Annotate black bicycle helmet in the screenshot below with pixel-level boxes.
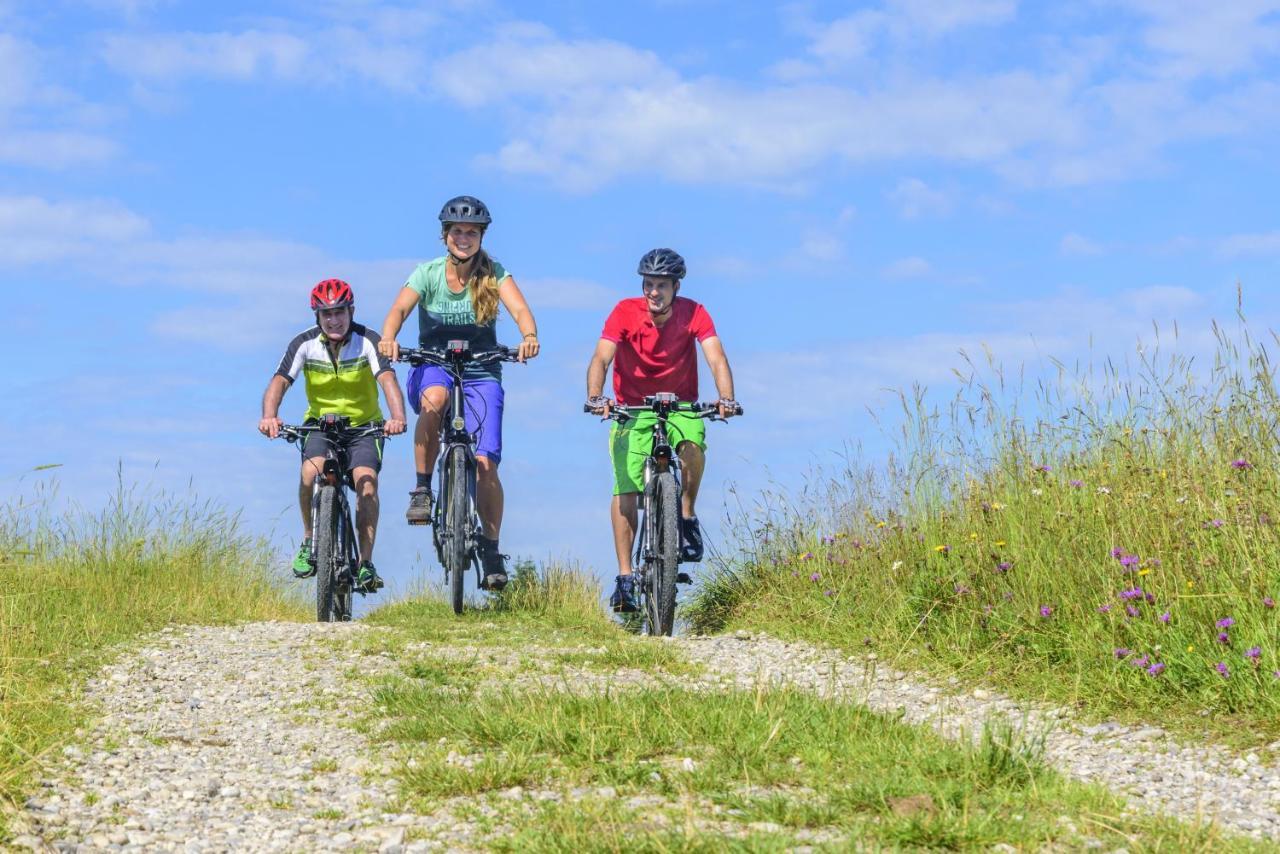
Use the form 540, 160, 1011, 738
637, 247, 686, 280
439, 195, 492, 226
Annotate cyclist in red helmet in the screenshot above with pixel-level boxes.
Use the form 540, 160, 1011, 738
260, 279, 407, 591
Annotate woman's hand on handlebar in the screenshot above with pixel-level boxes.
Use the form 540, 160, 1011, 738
516, 335, 540, 363
259, 416, 283, 438
378, 339, 400, 362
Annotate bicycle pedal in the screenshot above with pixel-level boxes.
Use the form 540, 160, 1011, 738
407, 519, 431, 527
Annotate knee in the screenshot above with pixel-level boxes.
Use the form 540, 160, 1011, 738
354, 473, 378, 499
476, 456, 499, 481
420, 388, 449, 417
677, 441, 704, 461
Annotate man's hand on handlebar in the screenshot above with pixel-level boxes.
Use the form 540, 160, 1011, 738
383, 418, 407, 436
716, 398, 742, 420
259, 416, 283, 438
585, 395, 613, 417
378, 339, 401, 362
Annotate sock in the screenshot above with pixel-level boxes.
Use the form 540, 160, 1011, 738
415, 472, 431, 490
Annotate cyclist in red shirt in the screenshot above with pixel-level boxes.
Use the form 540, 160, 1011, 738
585, 248, 738, 612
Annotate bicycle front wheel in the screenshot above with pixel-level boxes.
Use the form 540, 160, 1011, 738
443, 445, 470, 615
647, 471, 680, 636
313, 484, 341, 622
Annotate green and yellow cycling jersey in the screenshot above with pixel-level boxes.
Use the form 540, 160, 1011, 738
274, 323, 394, 426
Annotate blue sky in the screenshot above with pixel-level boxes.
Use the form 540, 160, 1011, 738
6, 0, 1280, 599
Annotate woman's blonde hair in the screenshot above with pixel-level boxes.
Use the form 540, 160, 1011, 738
443, 227, 500, 325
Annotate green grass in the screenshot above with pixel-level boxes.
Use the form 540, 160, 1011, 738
687, 321, 1280, 745
0, 478, 307, 833
371, 650, 1249, 850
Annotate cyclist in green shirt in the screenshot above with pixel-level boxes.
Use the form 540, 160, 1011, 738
260, 279, 407, 591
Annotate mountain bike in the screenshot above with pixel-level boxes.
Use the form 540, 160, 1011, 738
278, 416, 386, 622
586, 394, 743, 635
398, 341, 521, 615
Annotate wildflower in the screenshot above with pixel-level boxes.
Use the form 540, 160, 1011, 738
1120, 554, 1140, 569
1186, 580, 1195, 590
1231, 459, 1253, 470
996, 561, 1012, 573
1119, 587, 1144, 601
835, 532, 847, 539
1209, 519, 1225, 529
969, 532, 978, 540
1159, 611, 1171, 624
990, 501, 1004, 510
1138, 569, 1150, 576
799, 552, 814, 561
1097, 604, 1113, 614
1217, 617, 1235, 629
1265, 597, 1275, 609
890, 560, 903, 571
1147, 662, 1166, 676
1036, 464, 1052, 473
1069, 479, 1084, 488
824, 589, 835, 597
1113, 647, 1131, 658
1215, 662, 1230, 678
809, 572, 821, 583
1145, 592, 1155, 604
1217, 632, 1230, 644
1002, 591, 1014, 601
994, 540, 1007, 547
791, 571, 798, 577
1126, 605, 1140, 618
1039, 605, 1053, 618
934, 544, 950, 554
875, 520, 887, 528
821, 535, 835, 545
1030, 488, 1043, 496
1110, 546, 1124, 559
953, 584, 971, 595
1186, 645, 1195, 653
1132, 655, 1150, 668
1096, 485, 1112, 495
1245, 646, 1262, 662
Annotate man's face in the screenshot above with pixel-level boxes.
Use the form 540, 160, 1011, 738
641, 275, 677, 314
317, 306, 352, 340
445, 223, 484, 259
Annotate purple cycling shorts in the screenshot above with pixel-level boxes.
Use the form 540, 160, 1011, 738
407, 365, 505, 463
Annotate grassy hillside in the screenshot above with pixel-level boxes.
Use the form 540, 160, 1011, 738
689, 323, 1280, 744
0, 479, 307, 833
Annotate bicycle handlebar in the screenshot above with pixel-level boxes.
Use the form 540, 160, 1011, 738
277, 422, 386, 443
397, 346, 520, 368
583, 399, 744, 423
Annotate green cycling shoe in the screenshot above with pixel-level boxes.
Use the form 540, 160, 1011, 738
292, 540, 316, 579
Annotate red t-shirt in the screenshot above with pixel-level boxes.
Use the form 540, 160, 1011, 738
601, 296, 718, 405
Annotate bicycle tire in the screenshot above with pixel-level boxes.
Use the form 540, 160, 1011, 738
444, 445, 470, 615
648, 471, 680, 636
335, 508, 354, 622
313, 484, 340, 622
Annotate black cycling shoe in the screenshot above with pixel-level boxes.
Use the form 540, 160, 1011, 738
610, 575, 639, 613
680, 516, 704, 563
677, 571, 693, 584
478, 539, 509, 591
406, 488, 432, 526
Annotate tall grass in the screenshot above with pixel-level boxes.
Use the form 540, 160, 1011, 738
689, 319, 1280, 740
0, 477, 306, 828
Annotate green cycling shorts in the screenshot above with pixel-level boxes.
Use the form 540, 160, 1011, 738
610, 410, 706, 495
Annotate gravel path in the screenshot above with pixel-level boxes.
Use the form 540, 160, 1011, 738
12, 621, 1280, 850
678, 631, 1280, 842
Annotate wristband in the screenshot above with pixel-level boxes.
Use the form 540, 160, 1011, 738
523, 332, 538, 339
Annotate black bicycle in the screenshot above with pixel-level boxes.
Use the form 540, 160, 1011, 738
399, 341, 521, 615
586, 393, 742, 635
278, 416, 385, 622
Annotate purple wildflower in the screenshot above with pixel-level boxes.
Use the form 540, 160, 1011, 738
1036, 464, 1052, 473
996, 561, 1012, 573
821, 535, 835, 545
1206, 519, 1225, 529
809, 572, 821, 583
1039, 605, 1053, 618
1069, 479, 1084, 488
1216, 662, 1230, 678
1110, 546, 1125, 559
1216, 616, 1235, 629
1114, 647, 1131, 658
1132, 655, 1150, 668
1119, 554, 1140, 569
954, 584, 971, 595
1097, 604, 1113, 614
1159, 611, 1171, 624
1120, 587, 1144, 601
1231, 459, 1253, 470
1245, 646, 1262, 661
1147, 662, 1166, 676
1265, 597, 1276, 609
1145, 592, 1156, 604
1144, 557, 1162, 568
1218, 632, 1231, 644
824, 589, 835, 597
800, 552, 814, 561
1126, 605, 1140, 618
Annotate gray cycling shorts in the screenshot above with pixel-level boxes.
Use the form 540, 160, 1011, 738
301, 426, 384, 473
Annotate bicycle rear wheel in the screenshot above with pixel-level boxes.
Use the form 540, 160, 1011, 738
313, 484, 340, 622
443, 445, 470, 615
646, 471, 680, 636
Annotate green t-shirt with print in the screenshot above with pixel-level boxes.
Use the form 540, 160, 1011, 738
404, 255, 511, 382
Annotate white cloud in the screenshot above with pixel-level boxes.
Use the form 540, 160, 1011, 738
1060, 232, 1103, 256
1124, 0, 1280, 79
0, 196, 149, 264
101, 30, 311, 81
887, 178, 951, 219
883, 257, 932, 279
516, 277, 617, 311
1220, 231, 1280, 256
807, 0, 1017, 65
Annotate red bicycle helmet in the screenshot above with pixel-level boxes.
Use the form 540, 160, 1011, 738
310, 278, 354, 311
